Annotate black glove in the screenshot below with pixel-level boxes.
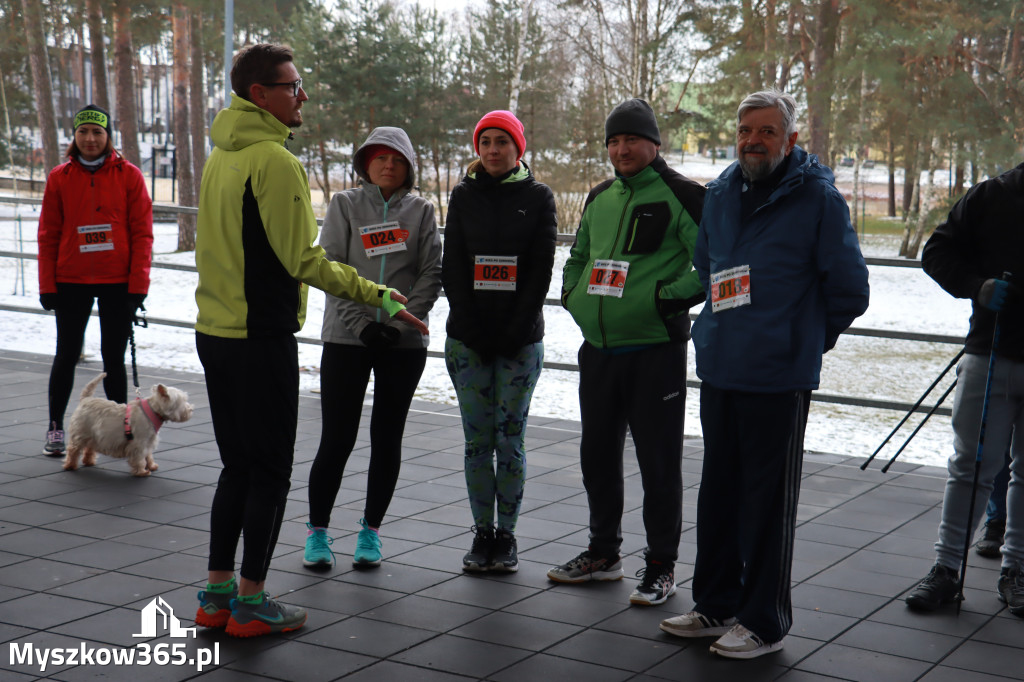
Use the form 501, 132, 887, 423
359, 321, 401, 348
40, 293, 60, 311
128, 293, 147, 312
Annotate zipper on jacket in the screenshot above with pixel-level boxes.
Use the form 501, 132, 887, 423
599, 182, 634, 348
376, 191, 389, 323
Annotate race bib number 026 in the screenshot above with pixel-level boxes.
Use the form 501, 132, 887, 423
710, 265, 751, 312
587, 259, 630, 297
474, 255, 517, 291
359, 221, 409, 257
77, 224, 114, 253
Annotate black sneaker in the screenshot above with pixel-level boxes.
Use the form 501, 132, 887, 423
905, 563, 961, 611
43, 422, 65, 456
463, 525, 493, 572
629, 560, 676, 605
976, 520, 1005, 558
490, 530, 518, 572
997, 561, 1024, 617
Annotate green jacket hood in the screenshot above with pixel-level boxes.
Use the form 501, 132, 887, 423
210, 93, 291, 152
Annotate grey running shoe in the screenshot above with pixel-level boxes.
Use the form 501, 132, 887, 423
976, 520, 1005, 558
547, 549, 624, 583
225, 594, 307, 638
997, 561, 1024, 617
43, 423, 65, 456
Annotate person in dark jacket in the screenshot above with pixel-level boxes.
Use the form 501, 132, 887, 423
302, 126, 442, 571
660, 90, 869, 659
549, 99, 706, 608
37, 104, 153, 456
904, 161, 1024, 618
442, 110, 557, 573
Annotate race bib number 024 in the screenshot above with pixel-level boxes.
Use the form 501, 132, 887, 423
587, 259, 630, 297
77, 224, 114, 253
710, 265, 751, 312
359, 221, 409, 257
474, 255, 517, 291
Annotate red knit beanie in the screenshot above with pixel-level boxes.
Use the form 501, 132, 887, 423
361, 144, 403, 173
473, 110, 526, 161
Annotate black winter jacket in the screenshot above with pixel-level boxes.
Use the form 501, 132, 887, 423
922, 162, 1024, 359
442, 164, 558, 357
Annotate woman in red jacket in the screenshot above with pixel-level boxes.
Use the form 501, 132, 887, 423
37, 104, 153, 455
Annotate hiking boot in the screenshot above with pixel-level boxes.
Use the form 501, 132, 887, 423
43, 423, 65, 456
302, 523, 335, 569
976, 520, 1005, 559
353, 518, 382, 567
660, 611, 739, 638
463, 525, 494, 572
629, 560, 676, 605
195, 587, 237, 628
905, 563, 961, 611
546, 549, 624, 584
490, 529, 518, 572
225, 593, 307, 638
997, 561, 1024, 617
710, 623, 784, 659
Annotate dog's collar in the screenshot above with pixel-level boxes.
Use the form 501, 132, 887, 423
124, 399, 164, 441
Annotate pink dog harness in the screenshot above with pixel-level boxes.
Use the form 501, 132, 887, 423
123, 399, 164, 440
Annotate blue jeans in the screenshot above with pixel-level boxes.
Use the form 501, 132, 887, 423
987, 449, 1012, 524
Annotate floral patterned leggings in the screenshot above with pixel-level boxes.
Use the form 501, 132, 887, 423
445, 337, 544, 533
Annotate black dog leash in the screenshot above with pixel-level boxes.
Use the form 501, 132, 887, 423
129, 303, 148, 397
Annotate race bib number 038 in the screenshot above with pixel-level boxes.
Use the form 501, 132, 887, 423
359, 221, 409, 257
710, 265, 751, 312
474, 255, 517, 291
77, 224, 114, 253
587, 259, 630, 297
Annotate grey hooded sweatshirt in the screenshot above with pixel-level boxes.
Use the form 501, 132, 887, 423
319, 127, 442, 347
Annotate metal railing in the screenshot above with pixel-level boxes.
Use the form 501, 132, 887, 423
0, 195, 960, 416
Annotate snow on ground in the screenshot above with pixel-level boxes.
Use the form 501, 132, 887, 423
0, 183, 970, 469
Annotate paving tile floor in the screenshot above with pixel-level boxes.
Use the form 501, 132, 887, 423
0, 348, 1021, 681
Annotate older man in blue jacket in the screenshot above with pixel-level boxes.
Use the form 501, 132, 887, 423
659, 90, 870, 659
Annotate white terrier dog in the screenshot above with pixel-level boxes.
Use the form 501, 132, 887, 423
64, 372, 194, 476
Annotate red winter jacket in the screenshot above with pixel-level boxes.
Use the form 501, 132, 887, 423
37, 151, 153, 295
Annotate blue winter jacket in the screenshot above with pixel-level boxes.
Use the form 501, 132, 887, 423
691, 146, 870, 392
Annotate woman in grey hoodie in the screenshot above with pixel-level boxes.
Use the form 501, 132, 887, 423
302, 127, 442, 569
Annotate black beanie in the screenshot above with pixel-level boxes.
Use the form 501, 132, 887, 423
73, 104, 111, 135
605, 98, 661, 146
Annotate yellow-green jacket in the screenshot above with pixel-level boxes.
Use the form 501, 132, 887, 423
195, 94, 384, 338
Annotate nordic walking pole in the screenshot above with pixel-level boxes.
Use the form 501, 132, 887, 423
881, 379, 957, 473
861, 348, 965, 470
956, 272, 1010, 614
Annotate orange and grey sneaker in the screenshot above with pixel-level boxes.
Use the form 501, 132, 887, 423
195, 587, 236, 628
225, 593, 307, 638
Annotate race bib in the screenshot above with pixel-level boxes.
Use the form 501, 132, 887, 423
587, 259, 630, 297
474, 255, 517, 291
77, 224, 114, 253
359, 221, 409, 257
710, 265, 751, 312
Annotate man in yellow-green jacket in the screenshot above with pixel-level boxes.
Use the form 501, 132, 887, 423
549, 98, 706, 607
193, 43, 427, 638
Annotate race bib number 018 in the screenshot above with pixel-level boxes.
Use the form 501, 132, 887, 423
359, 221, 409, 257
77, 224, 114, 253
587, 259, 630, 297
710, 265, 751, 312
474, 255, 517, 291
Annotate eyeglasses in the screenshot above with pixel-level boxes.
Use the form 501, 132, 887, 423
260, 78, 303, 97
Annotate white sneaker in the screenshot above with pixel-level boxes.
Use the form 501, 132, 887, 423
709, 623, 784, 659
660, 611, 738, 638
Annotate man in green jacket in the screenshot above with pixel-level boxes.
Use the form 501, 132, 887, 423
192, 43, 427, 638
548, 99, 706, 606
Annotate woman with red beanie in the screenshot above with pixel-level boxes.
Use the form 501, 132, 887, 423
37, 104, 153, 455
442, 110, 557, 572
302, 126, 442, 570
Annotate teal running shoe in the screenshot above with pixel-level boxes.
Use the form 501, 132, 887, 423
302, 523, 334, 568
225, 593, 307, 638
353, 518, 382, 567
